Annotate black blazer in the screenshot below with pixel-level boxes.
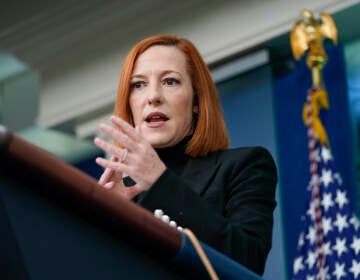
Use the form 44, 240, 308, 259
137, 146, 277, 275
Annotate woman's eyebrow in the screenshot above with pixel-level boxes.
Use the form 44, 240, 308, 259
131, 70, 183, 79
161, 70, 181, 75
131, 74, 146, 79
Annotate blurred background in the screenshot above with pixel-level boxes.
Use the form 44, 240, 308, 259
1, 0, 360, 279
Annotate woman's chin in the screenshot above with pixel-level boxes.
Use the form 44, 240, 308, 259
144, 135, 171, 148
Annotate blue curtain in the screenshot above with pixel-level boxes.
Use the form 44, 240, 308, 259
273, 44, 357, 277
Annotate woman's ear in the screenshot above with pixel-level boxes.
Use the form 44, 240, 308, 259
192, 87, 199, 114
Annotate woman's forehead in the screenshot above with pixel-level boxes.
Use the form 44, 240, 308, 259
133, 45, 187, 75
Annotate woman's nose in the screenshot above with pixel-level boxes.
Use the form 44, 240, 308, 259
147, 86, 163, 105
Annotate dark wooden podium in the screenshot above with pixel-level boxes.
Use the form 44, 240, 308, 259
0, 125, 185, 279
0, 125, 263, 280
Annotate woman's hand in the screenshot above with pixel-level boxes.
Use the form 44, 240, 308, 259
94, 116, 166, 197
97, 156, 144, 200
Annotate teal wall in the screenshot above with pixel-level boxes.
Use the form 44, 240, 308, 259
0, 52, 39, 131
0, 53, 103, 178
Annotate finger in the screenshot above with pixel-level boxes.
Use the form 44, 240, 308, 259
94, 137, 129, 160
135, 125, 142, 137
98, 167, 114, 185
110, 116, 142, 143
98, 156, 120, 185
96, 157, 124, 171
98, 123, 137, 151
104, 181, 115, 189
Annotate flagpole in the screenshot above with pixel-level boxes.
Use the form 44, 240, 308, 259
291, 11, 338, 272
291, 8, 336, 278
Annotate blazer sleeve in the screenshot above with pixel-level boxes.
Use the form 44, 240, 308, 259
136, 147, 277, 275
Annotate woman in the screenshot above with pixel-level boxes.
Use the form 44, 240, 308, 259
94, 35, 277, 275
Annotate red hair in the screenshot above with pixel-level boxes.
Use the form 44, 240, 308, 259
114, 35, 229, 157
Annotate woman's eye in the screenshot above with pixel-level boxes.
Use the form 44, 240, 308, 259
163, 78, 180, 86
131, 81, 145, 89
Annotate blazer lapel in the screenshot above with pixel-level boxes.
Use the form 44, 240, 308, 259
181, 154, 220, 195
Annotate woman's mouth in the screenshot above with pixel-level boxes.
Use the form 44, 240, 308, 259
145, 112, 169, 122
145, 112, 169, 127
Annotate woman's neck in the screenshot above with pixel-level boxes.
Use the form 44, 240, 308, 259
155, 136, 191, 171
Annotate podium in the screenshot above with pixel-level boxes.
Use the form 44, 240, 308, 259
0, 125, 263, 280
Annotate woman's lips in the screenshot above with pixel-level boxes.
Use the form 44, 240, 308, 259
146, 120, 167, 128
145, 112, 169, 127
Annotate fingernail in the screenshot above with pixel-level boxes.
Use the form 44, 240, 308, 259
111, 116, 124, 124
104, 182, 114, 189
99, 123, 108, 131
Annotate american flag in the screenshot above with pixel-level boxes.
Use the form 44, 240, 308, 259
293, 88, 360, 280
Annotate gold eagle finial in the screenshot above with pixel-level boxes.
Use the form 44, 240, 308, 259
290, 10, 338, 146
290, 9, 337, 62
